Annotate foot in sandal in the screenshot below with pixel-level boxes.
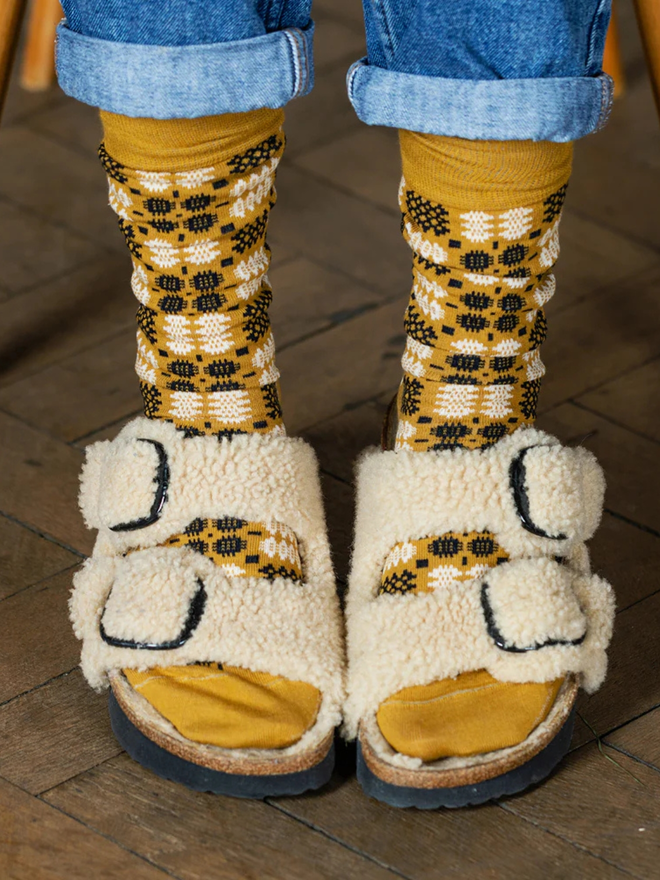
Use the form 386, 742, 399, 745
345, 424, 614, 807
343, 131, 615, 808
69, 108, 344, 797
72, 419, 344, 796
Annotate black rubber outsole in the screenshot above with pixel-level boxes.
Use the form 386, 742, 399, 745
357, 706, 576, 809
108, 690, 335, 798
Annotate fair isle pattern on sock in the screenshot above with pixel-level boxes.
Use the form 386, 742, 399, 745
100, 129, 285, 438
165, 517, 303, 581
99, 113, 306, 587
379, 530, 509, 595
395, 179, 563, 451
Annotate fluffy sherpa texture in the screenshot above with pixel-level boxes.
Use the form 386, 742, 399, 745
73, 418, 345, 745
344, 426, 614, 739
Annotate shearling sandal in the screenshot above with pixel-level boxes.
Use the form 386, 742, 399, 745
71, 417, 345, 797
344, 426, 614, 808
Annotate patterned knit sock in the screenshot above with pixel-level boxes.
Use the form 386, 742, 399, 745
100, 110, 299, 581
376, 134, 573, 761
100, 108, 285, 438
395, 132, 573, 452
100, 111, 321, 750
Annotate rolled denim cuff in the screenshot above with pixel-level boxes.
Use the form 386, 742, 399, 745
56, 21, 314, 118
347, 58, 613, 142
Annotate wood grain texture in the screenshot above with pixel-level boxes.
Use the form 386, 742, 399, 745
577, 356, 660, 445
295, 126, 660, 308
0, 0, 26, 122
272, 774, 627, 879
0, 411, 89, 553
270, 256, 381, 349
589, 512, 660, 612
539, 264, 660, 412
503, 743, 660, 878
0, 254, 133, 389
0, 669, 120, 794
272, 163, 409, 292
282, 66, 362, 160
569, 142, 660, 251
0, 513, 77, 602
0, 777, 170, 880
0, 569, 79, 705
575, 590, 660, 740
0, 127, 122, 250
0, 330, 140, 443
279, 300, 403, 433
19, 0, 61, 92
605, 706, 660, 769
71, 413, 139, 448
43, 755, 399, 880
295, 126, 401, 213
0, 196, 101, 295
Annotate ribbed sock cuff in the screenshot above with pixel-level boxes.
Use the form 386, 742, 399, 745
399, 131, 573, 212
100, 108, 285, 171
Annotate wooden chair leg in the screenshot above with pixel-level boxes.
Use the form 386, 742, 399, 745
0, 0, 28, 121
603, 1, 625, 98
633, 0, 660, 119
20, 0, 62, 92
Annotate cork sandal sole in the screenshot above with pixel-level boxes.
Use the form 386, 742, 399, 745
109, 671, 335, 798
356, 675, 577, 809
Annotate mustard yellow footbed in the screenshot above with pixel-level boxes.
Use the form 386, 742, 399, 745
377, 670, 563, 762
124, 665, 321, 750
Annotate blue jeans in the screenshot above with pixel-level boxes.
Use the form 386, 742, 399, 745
56, 0, 612, 141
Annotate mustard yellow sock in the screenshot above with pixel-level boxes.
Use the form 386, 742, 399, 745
395, 132, 573, 451
124, 664, 320, 751
100, 110, 319, 749
100, 108, 286, 438
378, 134, 573, 761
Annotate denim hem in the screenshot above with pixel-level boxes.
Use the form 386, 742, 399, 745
347, 59, 613, 142
55, 21, 314, 118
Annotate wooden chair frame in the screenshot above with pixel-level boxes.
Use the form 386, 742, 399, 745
0, 0, 27, 119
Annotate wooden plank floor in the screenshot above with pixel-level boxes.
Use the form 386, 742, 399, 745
1, 1, 660, 876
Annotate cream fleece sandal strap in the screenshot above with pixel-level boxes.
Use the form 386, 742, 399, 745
71, 418, 344, 741
350, 427, 605, 577
344, 557, 612, 736
344, 427, 614, 740
79, 417, 333, 558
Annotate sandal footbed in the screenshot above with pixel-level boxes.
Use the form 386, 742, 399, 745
110, 670, 334, 779
356, 675, 577, 808
357, 701, 575, 808
109, 690, 335, 797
